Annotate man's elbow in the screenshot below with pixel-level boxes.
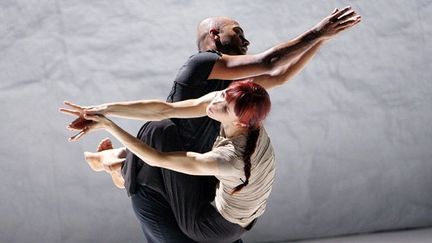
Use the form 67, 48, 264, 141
260, 45, 297, 72
256, 50, 277, 73
262, 62, 276, 74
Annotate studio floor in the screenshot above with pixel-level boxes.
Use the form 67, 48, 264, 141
292, 227, 432, 243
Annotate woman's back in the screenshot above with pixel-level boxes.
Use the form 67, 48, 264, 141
210, 127, 276, 227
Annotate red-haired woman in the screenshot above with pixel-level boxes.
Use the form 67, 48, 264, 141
60, 81, 275, 242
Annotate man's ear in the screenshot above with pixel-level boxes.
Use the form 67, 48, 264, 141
209, 29, 219, 41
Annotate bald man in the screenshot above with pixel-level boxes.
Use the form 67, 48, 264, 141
86, 8, 360, 242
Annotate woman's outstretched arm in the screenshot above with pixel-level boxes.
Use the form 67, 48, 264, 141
93, 91, 215, 120
82, 114, 224, 176
60, 91, 217, 122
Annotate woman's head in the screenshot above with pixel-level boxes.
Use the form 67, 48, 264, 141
207, 81, 271, 129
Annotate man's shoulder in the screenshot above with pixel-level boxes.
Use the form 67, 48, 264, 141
170, 49, 227, 90
179, 50, 222, 75
187, 50, 222, 61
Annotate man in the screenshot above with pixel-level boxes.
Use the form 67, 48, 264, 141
66, 7, 360, 242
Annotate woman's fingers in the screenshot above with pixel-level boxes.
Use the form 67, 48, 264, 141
83, 114, 108, 126
83, 113, 99, 122
62, 103, 106, 141
69, 117, 93, 130
59, 108, 81, 117
61, 102, 102, 142
64, 101, 84, 110
69, 128, 87, 141
67, 125, 82, 131
69, 121, 101, 141
85, 106, 102, 114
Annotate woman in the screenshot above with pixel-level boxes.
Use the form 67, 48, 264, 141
61, 81, 275, 242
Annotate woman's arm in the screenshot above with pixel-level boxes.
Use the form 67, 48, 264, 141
97, 91, 216, 120
85, 115, 222, 176
61, 91, 217, 122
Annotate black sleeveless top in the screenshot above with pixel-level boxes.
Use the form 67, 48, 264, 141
166, 50, 231, 153
122, 51, 232, 195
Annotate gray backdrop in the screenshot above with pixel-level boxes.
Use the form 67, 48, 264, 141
1, 0, 431, 242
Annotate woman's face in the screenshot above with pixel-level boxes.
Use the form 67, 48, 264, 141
206, 90, 240, 125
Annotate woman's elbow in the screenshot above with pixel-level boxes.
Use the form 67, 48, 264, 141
158, 105, 175, 120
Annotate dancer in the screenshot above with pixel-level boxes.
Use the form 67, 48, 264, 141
62, 81, 273, 242
62, 7, 361, 242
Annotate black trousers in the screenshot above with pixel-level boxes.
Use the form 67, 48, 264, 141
131, 185, 196, 242
123, 119, 248, 242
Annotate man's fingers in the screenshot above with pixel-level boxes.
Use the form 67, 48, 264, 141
338, 24, 357, 32
337, 16, 361, 29
332, 8, 338, 14
337, 10, 357, 22
59, 108, 81, 117
330, 6, 352, 21
64, 101, 83, 110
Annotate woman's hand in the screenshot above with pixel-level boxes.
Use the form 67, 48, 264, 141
68, 113, 113, 142
59, 101, 112, 141
60, 101, 109, 118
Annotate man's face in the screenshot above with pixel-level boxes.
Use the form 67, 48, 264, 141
216, 22, 250, 55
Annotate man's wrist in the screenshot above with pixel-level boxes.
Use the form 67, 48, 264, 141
303, 28, 324, 42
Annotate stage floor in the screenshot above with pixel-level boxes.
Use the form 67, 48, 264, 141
294, 227, 432, 243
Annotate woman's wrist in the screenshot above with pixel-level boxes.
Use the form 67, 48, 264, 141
104, 103, 116, 116
104, 118, 116, 131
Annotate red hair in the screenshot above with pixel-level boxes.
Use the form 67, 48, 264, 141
225, 80, 271, 194
225, 80, 271, 129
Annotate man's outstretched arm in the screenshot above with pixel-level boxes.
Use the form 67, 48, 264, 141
208, 7, 361, 82
252, 40, 324, 90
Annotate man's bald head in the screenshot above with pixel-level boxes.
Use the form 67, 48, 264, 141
196, 16, 244, 53
197, 17, 238, 36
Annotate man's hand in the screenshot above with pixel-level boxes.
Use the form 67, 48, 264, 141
314, 6, 361, 41
59, 101, 112, 141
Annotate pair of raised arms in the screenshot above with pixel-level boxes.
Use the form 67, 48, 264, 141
60, 7, 361, 140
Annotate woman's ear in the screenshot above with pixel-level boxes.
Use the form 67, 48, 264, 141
233, 121, 248, 128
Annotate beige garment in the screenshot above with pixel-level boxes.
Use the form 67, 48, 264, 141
208, 126, 276, 228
